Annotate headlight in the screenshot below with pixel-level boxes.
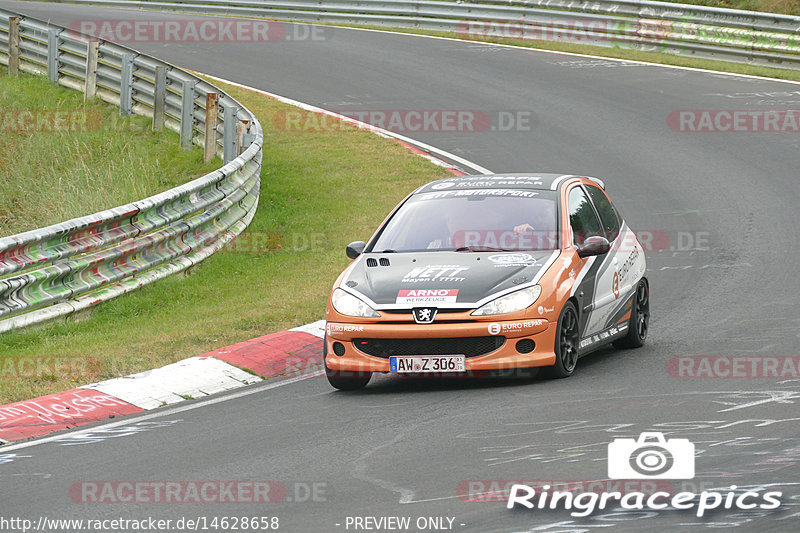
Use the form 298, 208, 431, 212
471, 285, 542, 316
331, 288, 380, 318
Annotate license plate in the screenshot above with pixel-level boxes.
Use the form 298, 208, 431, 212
390, 355, 466, 373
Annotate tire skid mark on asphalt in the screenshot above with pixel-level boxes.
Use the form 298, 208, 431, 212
351, 431, 417, 504
53, 419, 183, 446
0, 472, 52, 479
0, 452, 31, 464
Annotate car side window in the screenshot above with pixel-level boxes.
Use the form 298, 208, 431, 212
584, 185, 622, 242
568, 187, 604, 246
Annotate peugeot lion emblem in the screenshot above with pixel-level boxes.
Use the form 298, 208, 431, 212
413, 308, 437, 324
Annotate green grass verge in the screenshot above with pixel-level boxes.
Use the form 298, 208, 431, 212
0, 75, 450, 404
0, 71, 221, 236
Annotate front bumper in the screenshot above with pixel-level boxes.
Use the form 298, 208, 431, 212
324, 317, 557, 372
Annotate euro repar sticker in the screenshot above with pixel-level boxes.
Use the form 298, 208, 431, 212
396, 289, 459, 304
327, 324, 365, 334
487, 320, 547, 335
429, 176, 545, 190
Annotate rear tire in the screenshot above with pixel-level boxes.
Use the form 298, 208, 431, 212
613, 278, 649, 349
547, 301, 580, 378
323, 336, 371, 390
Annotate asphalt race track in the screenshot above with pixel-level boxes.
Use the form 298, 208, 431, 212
1, 1, 799, 531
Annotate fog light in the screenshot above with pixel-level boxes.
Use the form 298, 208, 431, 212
333, 342, 346, 356
516, 339, 535, 354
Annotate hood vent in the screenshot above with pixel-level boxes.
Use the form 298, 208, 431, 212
366, 257, 391, 267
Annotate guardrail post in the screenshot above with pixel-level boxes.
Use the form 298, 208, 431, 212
223, 103, 237, 164
180, 79, 197, 150
152, 66, 167, 131
84, 40, 99, 101
119, 53, 134, 116
8, 17, 20, 75
47, 29, 60, 83
204, 93, 219, 163
236, 120, 249, 155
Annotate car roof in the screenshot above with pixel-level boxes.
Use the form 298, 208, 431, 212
415, 173, 604, 194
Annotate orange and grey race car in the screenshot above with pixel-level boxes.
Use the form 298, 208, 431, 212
324, 173, 649, 390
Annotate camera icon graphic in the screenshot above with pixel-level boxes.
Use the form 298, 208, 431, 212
608, 432, 695, 479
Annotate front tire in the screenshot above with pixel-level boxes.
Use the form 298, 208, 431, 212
614, 278, 649, 349
323, 336, 371, 390
547, 301, 580, 378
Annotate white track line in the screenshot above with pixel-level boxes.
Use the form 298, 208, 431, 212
0, 371, 322, 452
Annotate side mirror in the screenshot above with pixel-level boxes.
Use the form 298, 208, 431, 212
576, 235, 611, 258
346, 241, 366, 259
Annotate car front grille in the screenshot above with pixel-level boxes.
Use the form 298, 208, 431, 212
352, 336, 505, 358
381, 309, 465, 315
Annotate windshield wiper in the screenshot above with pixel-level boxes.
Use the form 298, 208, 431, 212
454, 246, 506, 252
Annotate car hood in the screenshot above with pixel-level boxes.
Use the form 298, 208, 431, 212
342, 251, 558, 308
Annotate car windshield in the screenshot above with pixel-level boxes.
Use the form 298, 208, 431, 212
370, 189, 559, 253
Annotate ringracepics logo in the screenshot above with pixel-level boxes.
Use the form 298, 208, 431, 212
608, 432, 694, 479
507, 433, 783, 517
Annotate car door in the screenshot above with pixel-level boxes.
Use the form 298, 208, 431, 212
585, 183, 645, 331
566, 184, 620, 342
